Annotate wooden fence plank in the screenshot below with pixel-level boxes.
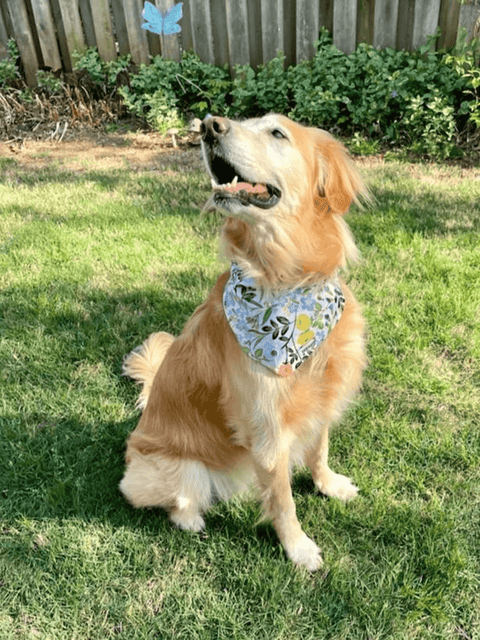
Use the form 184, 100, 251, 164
283, 0, 295, 67
296, 0, 319, 61
207, 0, 227, 66
458, 0, 480, 41
90, 0, 117, 61
396, 0, 415, 50
225, 0, 250, 68
110, 0, 129, 56
260, 0, 282, 64
247, 0, 262, 68
373, 0, 399, 49
79, 0, 95, 48
412, 0, 441, 49
356, 0, 375, 47
156, 0, 182, 61
179, 0, 193, 55
2, 0, 465, 82
319, 0, 334, 33
122, 0, 150, 64
29, 0, 62, 70
0, 7, 10, 60
438, 0, 461, 49
333, 0, 358, 54
188, 0, 215, 65
5, 0, 39, 85
56, 0, 86, 70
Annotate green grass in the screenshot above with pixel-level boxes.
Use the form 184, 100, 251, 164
1, 149, 479, 640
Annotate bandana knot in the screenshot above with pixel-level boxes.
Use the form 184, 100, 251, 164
223, 263, 345, 376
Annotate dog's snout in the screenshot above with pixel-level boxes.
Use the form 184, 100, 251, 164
200, 116, 230, 143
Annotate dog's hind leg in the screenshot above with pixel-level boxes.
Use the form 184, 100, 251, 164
122, 332, 175, 409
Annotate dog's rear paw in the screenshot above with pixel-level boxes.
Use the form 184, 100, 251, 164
315, 470, 359, 501
285, 534, 323, 571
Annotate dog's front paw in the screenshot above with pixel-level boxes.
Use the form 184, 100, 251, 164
170, 509, 205, 533
315, 470, 359, 501
285, 534, 323, 571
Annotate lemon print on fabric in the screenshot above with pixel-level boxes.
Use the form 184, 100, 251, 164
223, 263, 346, 376
297, 330, 314, 346
296, 314, 311, 330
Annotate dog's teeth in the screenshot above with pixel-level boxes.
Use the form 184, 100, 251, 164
211, 178, 219, 189
231, 176, 238, 187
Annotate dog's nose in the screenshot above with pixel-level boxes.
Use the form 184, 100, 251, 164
200, 116, 230, 142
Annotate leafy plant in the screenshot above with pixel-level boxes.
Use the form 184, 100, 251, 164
0, 40, 20, 86
36, 70, 63, 94
2, 29, 479, 158
117, 55, 181, 131
444, 27, 480, 128
144, 90, 185, 133
230, 53, 290, 116
403, 91, 457, 158
73, 47, 132, 90
175, 51, 231, 118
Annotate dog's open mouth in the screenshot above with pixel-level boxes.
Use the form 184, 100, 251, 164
208, 155, 280, 209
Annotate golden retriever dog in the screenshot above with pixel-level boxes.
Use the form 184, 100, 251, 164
120, 114, 368, 571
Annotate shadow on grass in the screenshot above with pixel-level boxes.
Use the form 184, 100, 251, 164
0, 266, 238, 538
0, 162, 129, 190
351, 167, 480, 243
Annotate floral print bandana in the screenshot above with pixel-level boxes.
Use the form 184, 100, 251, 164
223, 263, 345, 377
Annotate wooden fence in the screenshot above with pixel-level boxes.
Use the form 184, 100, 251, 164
0, 0, 479, 87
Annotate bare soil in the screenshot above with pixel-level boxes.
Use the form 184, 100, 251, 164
0, 126, 204, 173
1, 123, 478, 181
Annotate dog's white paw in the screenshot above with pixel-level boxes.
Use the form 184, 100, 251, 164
285, 534, 323, 572
170, 510, 205, 533
315, 470, 359, 501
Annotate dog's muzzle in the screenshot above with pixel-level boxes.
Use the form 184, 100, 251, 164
201, 116, 281, 210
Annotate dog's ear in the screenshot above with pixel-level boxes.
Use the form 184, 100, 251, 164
316, 134, 367, 214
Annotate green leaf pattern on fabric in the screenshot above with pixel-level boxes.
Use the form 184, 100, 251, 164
223, 263, 345, 376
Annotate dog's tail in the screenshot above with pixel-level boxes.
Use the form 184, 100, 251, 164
122, 331, 175, 410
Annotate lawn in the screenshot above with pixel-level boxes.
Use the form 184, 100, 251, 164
0, 141, 479, 640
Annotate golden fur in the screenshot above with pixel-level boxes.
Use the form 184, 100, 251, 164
120, 114, 368, 570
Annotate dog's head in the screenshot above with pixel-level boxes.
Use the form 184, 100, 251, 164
201, 114, 368, 284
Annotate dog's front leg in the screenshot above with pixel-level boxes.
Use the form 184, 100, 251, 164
306, 423, 359, 501
254, 451, 322, 571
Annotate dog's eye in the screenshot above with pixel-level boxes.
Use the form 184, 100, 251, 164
271, 129, 286, 139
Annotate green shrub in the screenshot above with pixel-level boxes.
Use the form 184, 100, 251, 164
36, 70, 63, 94
116, 55, 181, 130
176, 51, 231, 118
73, 47, 132, 90
230, 53, 290, 117
288, 30, 349, 125
2, 30, 479, 158
0, 40, 20, 86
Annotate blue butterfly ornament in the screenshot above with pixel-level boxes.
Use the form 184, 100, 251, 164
141, 2, 183, 35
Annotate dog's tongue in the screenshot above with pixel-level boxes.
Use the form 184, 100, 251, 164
225, 182, 268, 195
